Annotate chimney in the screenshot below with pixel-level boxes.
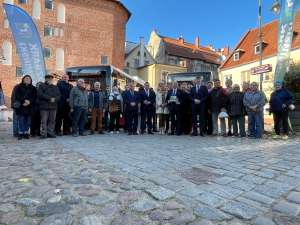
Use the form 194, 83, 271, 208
207, 44, 214, 51
195, 36, 200, 48
222, 46, 230, 57
178, 35, 184, 44
139, 36, 145, 67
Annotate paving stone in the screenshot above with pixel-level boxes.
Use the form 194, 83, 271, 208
40, 213, 73, 225
145, 186, 175, 200
273, 216, 300, 225
273, 200, 300, 216
221, 201, 262, 219
163, 201, 185, 210
243, 191, 275, 205
129, 197, 159, 212
74, 185, 101, 197
194, 205, 232, 221
99, 203, 121, 218
254, 181, 293, 198
15, 198, 40, 207
197, 192, 227, 207
86, 195, 112, 206
214, 177, 236, 185
242, 174, 266, 185
47, 195, 62, 203
80, 215, 104, 225
286, 191, 300, 204
110, 212, 147, 225
229, 180, 256, 191
36, 203, 71, 217
179, 186, 204, 197
169, 211, 196, 225
252, 216, 275, 225
109, 175, 128, 183
212, 186, 243, 199
148, 209, 175, 221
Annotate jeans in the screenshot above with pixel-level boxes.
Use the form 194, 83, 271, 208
212, 112, 226, 135
13, 110, 19, 136
273, 111, 289, 135
231, 115, 246, 137
40, 110, 57, 137
141, 108, 154, 132
18, 115, 31, 134
72, 107, 87, 134
248, 111, 263, 138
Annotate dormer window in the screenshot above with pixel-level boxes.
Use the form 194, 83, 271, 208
233, 52, 240, 61
254, 44, 261, 55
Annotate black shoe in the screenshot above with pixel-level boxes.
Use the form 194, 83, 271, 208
148, 131, 154, 135
79, 132, 88, 136
140, 131, 145, 135
98, 131, 104, 135
23, 134, 30, 139
40, 135, 47, 139
90, 131, 95, 135
56, 132, 62, 136
133, 132, 138, 135
48, 134, 56, 138
128, 132, 133, 135
191, 133, 198, 136
200, 133, 205, 137
18, 134, 23, 140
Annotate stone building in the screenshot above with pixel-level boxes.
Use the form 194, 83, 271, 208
0, 0, 130, 103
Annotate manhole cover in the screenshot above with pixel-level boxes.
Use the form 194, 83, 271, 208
180, 167, 218, 185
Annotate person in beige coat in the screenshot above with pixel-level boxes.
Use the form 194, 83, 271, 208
156, 82, 169, 134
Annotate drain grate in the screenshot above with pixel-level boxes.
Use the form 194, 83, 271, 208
180, 167, 219, 185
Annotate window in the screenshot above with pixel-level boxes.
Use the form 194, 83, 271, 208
32, 0, 41, 19
54, 28, 59, 36
233, 53, 239, 61
161, 71, 169, 82
223, 75, 232, 84
45, 0, 53, 10
16, 67, 23, 77
59, 28, 64, 37
44, 25, 54, 37
254, 45, 261, 55
18, 0, 27, 4
44, 47, 52, 58
144, 60, 150, 65
57, 3, 65, 23
241, 70, 251, 85
134, 58, 139, 67
126, 62, 130, 68
263, 72, 271, 81
56, 48, 64, 70
2, 40, 12, 65
100, 55, 108, 65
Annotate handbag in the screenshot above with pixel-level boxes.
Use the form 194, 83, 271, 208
119, 115, 125, 127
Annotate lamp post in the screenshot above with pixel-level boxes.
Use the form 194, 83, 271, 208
258, 0, 263, 91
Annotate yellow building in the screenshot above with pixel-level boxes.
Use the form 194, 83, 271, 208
138, 63, 187, 89
220, 11, 300, 98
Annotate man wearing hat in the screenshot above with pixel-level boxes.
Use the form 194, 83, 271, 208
37, 74, 61, 138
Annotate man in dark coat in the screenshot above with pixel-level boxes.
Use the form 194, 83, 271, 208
55, 74, 73, 135
190, 77, 209, 136
166, 81, 183, 135
37, 74, 61, 138
123, 82, 141, 135
139, 82, 156, 134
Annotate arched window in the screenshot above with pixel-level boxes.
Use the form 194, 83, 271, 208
57, 3, 65, 23
56, 48, 64, 71
2, 41, 12, 65
4, 0, 14, 4
32, 0, 41, 19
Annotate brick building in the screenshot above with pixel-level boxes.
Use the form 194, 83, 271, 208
0, 0, 130, 104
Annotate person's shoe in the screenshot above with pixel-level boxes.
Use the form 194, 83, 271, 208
115, 130, 120, 134
128, 132, 132, 135
18, 134, 23, 140
109, 131, 114, 134
133, 132, 138, 135
72, 133, 79, 137
191, 132, 198, 136
40, 135, 47, 139
148, 131, 154, 135
272, 134, 280, 140
23, 134, 30, 139
282, 135, 289, 140
140, 131, 145, 135
98, 131, 104, 135
90, 131, 95, 135
56, 132, 62, 136
79, 132, 88, 136
48, 133, 56, 138
200, 133, 205, 137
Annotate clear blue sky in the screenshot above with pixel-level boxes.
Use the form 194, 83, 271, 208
122, 0, 299, 50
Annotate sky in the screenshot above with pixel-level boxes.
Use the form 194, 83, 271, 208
122, 0, 299, 51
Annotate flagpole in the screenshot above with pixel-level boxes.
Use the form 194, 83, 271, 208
258, 0, 263, 91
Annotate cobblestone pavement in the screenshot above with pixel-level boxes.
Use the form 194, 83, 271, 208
1, 122, 300, 225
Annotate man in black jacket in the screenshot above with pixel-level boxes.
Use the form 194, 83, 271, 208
190, 77, 208, 136
139, 82, 156, 134
166, 82, 183, 135
37, 74, 61, 138
55, 74, 73, 135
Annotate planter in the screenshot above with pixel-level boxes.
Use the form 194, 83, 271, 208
290, 100, 300, 133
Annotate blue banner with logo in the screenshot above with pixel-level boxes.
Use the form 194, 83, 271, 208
274, 0, 297, 84
3, 3, 46, 84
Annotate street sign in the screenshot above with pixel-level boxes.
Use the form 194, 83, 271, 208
251, 64, 272, 75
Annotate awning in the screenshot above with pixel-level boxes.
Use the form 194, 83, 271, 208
110, 65, 145, 86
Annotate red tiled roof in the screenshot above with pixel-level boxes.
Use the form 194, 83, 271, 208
221, 10, 300, 70
161, 36, 221, 65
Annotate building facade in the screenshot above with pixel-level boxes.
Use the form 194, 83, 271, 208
0, 0, 130, 103
220, 11, 300, 98
147, 30, 228, 80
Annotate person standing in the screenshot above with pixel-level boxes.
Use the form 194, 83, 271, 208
11, 85, 19, 137
30, 82, 42, 137
269, 81, 293, 140
243, 82, 265, 139
123, 82, 140, 135
108, 86, 123, 133
0, 81, 4, 107
225, 79, 233, 136
140, 82, 156, 134
88, 82, 106, 134
208, 79, 228, 136
190, 77, 208, 136
205, 81, 214, 135
13, 75, 37, 140
55, 74, 73, 136
38, 74, 61, 139
156, 82, 169, 134
69, 79, 89, 137
228, 84, 246, 137
180, 82, 192, 135
166, 82, 183, 135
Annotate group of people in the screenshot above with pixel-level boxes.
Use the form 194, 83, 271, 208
9, 73, 294, 140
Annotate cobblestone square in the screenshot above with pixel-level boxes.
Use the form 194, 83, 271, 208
1, 122, 300, 225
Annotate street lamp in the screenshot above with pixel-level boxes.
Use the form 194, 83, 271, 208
258, 0, 263, 91
271, 0, 281, 14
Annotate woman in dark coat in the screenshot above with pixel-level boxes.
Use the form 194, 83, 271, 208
14, 75, 37, 139
180, 82, 192, 135
30, 82, 42, 137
